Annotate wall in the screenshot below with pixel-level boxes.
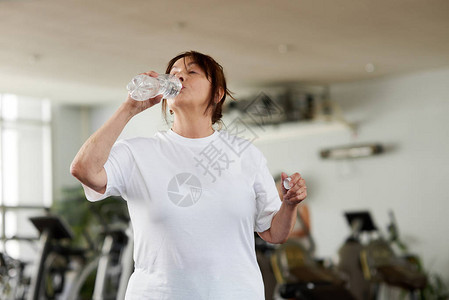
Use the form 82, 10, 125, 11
89, 102, 170, 140
52, 105, 90, 201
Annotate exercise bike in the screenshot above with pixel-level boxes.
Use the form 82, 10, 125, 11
266, 208, 354, 299
1, 250, 30, 300
337, 211, 427, 300
26, 214, 86, 300
26, 196, 133, 300
64, 199, 133, 300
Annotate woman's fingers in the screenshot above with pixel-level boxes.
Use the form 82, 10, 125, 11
140, 70, 159, 78
283, 172, 307, 204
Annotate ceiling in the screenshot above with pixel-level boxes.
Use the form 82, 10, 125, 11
1, 0, 449, 104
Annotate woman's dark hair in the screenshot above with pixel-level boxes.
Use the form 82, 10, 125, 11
162, 50, 234, 125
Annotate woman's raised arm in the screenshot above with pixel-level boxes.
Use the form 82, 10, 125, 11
70, 72, 162, 193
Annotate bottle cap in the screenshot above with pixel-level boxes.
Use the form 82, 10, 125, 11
283, 177, 292, 190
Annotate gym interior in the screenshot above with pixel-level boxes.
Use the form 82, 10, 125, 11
1, 1, 448, 299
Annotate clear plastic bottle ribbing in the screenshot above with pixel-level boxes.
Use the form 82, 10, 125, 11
126, 74, 182, 101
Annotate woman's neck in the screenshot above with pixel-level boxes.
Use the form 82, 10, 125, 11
171, 113, 214, 138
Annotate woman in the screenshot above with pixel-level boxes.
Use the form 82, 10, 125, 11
70, 51, 307, 299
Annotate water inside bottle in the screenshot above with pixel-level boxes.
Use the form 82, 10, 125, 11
127, 75, 159, 101
159, 74, 182, 99
126, 74, 181, 101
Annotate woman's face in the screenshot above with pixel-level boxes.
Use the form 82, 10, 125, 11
167, 56, 212, 115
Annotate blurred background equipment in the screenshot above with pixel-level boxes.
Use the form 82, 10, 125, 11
320, 144, 384, 160
337, 211, 428, 300
0, 193, 133, 300
255, 174, 355, 300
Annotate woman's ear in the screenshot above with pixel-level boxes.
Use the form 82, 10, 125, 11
215, 87, 225, 104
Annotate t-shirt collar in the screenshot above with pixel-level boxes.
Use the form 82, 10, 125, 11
167, 128, 219, 146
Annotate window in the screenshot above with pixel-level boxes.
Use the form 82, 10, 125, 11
0, 94, 52, 259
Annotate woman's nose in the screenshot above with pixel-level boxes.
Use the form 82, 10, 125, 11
174, 72, 184, 82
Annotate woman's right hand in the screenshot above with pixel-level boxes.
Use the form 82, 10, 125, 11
125, 71, 164, 115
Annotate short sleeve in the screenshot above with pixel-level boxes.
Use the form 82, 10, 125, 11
253, 154, 282, 232
83, 141, 135, 202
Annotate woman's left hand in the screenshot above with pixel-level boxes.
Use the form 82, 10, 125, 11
281, 172, 307, 206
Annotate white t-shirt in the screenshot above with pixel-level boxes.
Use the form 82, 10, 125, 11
83, 129, 281, 300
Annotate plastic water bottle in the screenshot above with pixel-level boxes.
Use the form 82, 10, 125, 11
126, 74, 182, 101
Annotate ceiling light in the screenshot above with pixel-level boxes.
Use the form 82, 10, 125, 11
278, 44, 289, 54
365, 63, 375, 73
173, 21, 187, 31
28, 53, 42, 64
